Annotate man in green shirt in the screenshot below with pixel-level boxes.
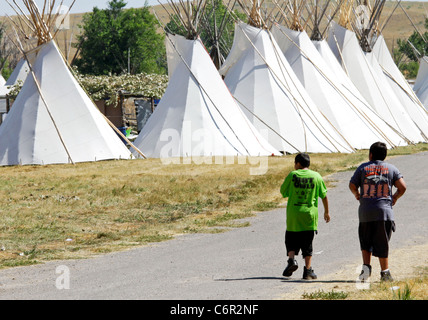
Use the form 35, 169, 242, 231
280, 153, 330, 279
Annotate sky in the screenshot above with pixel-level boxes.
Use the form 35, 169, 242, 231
0, 0, 427, 16
0, 0, 161, 16
65, 0, 160, 13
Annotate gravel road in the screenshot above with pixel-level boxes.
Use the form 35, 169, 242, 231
0, 152, 426, 300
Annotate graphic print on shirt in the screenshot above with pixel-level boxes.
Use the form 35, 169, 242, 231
362, 164, 390, 199
292, 174, 315, 207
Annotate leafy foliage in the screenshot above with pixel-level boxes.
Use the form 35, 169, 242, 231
75, 72, 168, 105
0, 22, 13, 80
74, 0, 166, 75
7, 70, 169, 107
395, 17, 428, 78
398, 60, 419, 80
396, 29, 428, 62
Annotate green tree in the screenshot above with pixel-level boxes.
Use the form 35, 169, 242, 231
74, 0, 166, 75
397, 17, 428, 62
397, 31, 428, 62
395, 17, 428, 78
0, 22, 13, 80
165, 0, 245, 68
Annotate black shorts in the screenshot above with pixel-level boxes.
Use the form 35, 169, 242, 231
358, 221, 395, 258
285, 230, 315, 257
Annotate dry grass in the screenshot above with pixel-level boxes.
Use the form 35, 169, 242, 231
0, 143, 427, 269
304, 269, 428, 300
348, 268, 428, 300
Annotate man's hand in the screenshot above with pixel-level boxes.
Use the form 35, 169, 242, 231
392, 178, 407, 206
349, 182, 360, 201
324, 212, 331, 223
322, 196, 330, 223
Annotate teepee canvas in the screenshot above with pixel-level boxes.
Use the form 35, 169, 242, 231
1, 59, 30, 115
4, 59, 29, 88
132, 3, 278, 159
133, 33, 278, 158
219, 19, 354, 154
0, 76, 6, 117
271, 24, 406, 149
0, 1, 132, 166
372, 35, 428, 139
413, 57, 428, 109
328, 21, 423, 143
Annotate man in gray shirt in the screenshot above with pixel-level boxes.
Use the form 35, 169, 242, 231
349, 142, 407, 282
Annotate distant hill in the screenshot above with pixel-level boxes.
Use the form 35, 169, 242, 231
3, 1, 427, 65
380, 1, 427, 53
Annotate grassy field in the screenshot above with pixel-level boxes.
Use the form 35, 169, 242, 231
1, 143, 427, 270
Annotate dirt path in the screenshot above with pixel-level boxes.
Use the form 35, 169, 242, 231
0, 152, 426, 300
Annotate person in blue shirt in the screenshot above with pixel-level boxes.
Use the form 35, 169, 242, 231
349, 142, 407, 282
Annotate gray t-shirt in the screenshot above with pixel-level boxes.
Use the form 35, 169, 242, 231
350, 160, 403, 222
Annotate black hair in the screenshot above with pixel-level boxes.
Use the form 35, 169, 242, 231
370, 142, 387, 161
295, 153, 310, 168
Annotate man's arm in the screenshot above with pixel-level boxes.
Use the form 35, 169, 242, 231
349, 182, 360, 201
280, 174, 291, 198
392, 178, 407, 206
322, 196, 330, 223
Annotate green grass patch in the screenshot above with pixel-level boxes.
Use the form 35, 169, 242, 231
0, 144, 426, 269
302, 289, 349, 300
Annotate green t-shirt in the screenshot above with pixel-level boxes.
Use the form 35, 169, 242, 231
280, 169, 327, 232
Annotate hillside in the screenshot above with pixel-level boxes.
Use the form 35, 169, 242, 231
3, 1, 428, 65
380, 1, 428, 53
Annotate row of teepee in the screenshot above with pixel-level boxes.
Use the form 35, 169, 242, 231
1, 0, 428, 167
132, 0, 428, 160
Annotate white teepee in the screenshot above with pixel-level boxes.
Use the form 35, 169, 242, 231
0, 75, 7, 99
132, 33, 279, 158
0, 40, 132, 166
0, 1, 132, 166
219, 21, 354, 154
271, 24, 406, 149
0, 59, 30, 107
372, 35, 428, 139
4, 59, 29, 88
413, 56, 428, 109
313, 39, 407, 145
327, 21, 424, 143
0, 75, 7, 117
